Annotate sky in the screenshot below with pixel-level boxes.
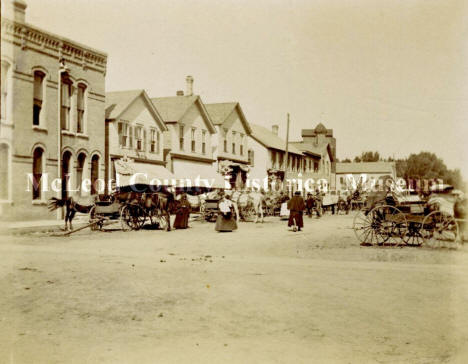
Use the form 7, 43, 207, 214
24, 0, 468, 177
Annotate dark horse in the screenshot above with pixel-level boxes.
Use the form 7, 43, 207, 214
48, 196, 94, 231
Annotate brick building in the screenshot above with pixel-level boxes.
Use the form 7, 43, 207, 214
0, 0, 107, 219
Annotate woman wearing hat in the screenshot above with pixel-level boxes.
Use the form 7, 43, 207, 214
215, 192, 239, 232
287, 191, 306, 231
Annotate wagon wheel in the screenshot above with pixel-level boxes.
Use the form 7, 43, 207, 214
353, 209, 375, 245
120, 204, 146, 231
89, 206, 103, 231
422, 211, 459, 247
242, 205, 257, 222
371, 205, 407, 246
401, 220, 424, 246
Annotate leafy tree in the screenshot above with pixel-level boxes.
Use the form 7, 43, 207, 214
341, 158, 351, 163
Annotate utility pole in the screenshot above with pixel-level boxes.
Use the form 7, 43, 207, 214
284, 113, 290, 193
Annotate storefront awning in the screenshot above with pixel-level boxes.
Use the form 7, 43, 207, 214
114, 159, 176, 187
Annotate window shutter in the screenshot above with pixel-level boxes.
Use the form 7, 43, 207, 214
143, 129, 147, 151
129, 126, 133, 148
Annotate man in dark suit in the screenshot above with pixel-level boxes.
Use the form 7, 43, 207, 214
287, 191, 306, 232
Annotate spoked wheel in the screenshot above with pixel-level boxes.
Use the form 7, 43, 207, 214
401, 220, 424, 246
120, 204, 146, 231
422, 211, 459, 247
369, 205, 407, 246
353, 209, 375, 245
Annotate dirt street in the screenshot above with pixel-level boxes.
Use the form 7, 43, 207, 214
1, 214, 467, 364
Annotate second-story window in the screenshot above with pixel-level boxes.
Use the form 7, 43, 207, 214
118, 122, 132, 148
248, 149, 254, 167
1, 61, 10, 120
33, 71, 45, 126
202, 130, 206, 154
314, 161, 319, 172
240, 133, 244, 155
179, 125, 184, 151
150, 129, 159, 153
77, 83, 86, 133
232, 131, 236, 154
191, 128, 196, 152
136, 127, 143, 151
223, 128, 228, 152
60, 77, 72, 131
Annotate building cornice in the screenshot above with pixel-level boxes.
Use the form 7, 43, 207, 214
1, 17, 107, 73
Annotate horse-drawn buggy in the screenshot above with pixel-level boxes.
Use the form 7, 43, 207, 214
352, 184, 463, 247
89, 185, 173, 231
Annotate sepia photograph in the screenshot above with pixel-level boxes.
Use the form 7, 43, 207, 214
0, 0, 467, 362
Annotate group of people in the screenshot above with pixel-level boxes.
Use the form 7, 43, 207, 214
172, 189, 322, 233
172, 191, 240, 232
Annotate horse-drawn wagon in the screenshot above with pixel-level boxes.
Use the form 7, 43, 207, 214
352, 188, 461, 247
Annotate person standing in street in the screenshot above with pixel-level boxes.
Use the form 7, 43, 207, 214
215, 192, 239, 232
287, 191, 306, 231
173, 193, 191, 229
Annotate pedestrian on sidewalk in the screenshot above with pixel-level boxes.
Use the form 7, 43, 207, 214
215, 192, 239, 232
287, 191, 305, 232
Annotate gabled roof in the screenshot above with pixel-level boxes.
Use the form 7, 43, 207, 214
289, 142, 322, 158
151, 95, 216, 134
336, 162, 396, 174
105, 89, 167, 131
249, 123, 303, 155
205, 102, 252, 135
290, 141, 335, 161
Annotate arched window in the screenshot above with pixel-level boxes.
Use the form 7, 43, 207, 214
76, 153, 86, 196
91, 154, 99, 195
32, 147, 44, 200
0, 144, 9, 200
1, 61, 10, 120
33, 70, 45, 126
62, 151, 72, 199
76, 83, 86, 133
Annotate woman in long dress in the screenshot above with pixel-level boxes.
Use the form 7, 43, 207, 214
215, 193, 239, 232
173, 193, 191, 229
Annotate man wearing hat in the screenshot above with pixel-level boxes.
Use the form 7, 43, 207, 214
287, 191, 306, 231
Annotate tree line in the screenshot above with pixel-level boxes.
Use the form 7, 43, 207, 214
338, 151, 465, 189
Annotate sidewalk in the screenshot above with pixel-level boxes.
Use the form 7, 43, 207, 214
0, 215, 89, 235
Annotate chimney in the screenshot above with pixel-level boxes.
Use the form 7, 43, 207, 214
186, 75, 194, 96
5, 0, 27, 23
176, 90, 184, 96
271, 124, 279, 135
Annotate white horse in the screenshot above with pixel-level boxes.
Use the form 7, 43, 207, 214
227, 190, 264, 223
